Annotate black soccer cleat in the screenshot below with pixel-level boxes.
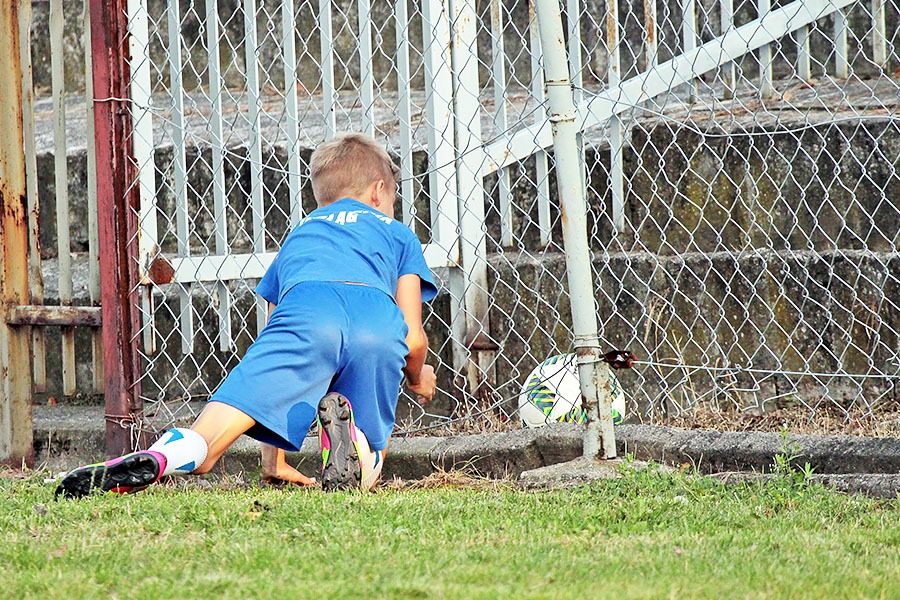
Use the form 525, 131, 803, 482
317, 393, 362, 492
55, 452, 162, 500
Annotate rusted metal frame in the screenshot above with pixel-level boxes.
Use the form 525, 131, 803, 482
84, 0, 104, 392
0, 0, 35, 467
8, 306, 103, 328
90, 0, 146, 456
50, 0, 77, 396
19, 0, 47, 394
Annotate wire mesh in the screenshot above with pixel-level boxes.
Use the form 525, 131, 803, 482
115, 0, 900, 439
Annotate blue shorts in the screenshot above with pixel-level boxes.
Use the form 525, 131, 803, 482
211, 281, 409, 451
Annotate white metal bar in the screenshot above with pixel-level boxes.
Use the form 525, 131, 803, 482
566, 0, 588, 231
758, 0, 773, 99
244, 0, 264, 256
533, 0, 616, 459
128, 0, 158, 356
481, 0, 857, 174
834, 8, 849, 78
644, 0, 658, 70
796, 25, 811, 81
172, 253, 277, 283
83, 0, 103, 390
681, 0, 697, 101
395, 0, 416, 231
206, 0, 233, 352
607, 0, 625, 233
168, 0, 194, 355
451, 0, 494, 392
566, 0, 583, 104
244, 0, 268, 337
422, 0, 460, 265
358, 0, 375, 135
20, 0, 46, 393
530, 2, 552, 246
282, 0, 304, 225
490, 0, 513, 247
423, 242, 456, 267
320, 0, 337, 138
423, 0, 463, 373
872, 0, 887, 67
50, 0, 76, 395
720, 0, 734, 98
170, 246, 452, 283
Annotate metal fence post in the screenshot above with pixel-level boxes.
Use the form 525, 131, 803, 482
449, 0, 497, 397
0, 0, 34, 467
89, 0, 145, 456
532, 0, 616, 460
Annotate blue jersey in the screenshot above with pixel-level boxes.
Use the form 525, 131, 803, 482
256, 198, 438, 305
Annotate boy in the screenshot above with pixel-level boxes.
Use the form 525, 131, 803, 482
56, 133, 438, 498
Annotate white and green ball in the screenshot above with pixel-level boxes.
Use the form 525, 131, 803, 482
518, 353, 626, 428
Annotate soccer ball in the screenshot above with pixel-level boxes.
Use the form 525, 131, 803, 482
518, 353, 626, 428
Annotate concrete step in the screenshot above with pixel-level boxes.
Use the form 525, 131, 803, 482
34, 406, 900, 497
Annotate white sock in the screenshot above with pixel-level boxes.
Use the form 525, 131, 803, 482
354, 426, 384, 491
148, 428, 209, 476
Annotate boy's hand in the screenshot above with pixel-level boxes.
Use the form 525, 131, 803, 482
407, 364, 436, 404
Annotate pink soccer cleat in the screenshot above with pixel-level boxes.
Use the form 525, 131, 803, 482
317, 393, 362, 492
55, 451, 167, 500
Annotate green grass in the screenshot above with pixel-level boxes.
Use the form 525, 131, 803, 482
2, 465, 899, 599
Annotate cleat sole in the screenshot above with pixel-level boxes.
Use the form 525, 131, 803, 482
318, 393, 362, 492
55, 453, 161, 500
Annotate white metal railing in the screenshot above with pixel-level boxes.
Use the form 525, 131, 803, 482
128, 0, 463, 357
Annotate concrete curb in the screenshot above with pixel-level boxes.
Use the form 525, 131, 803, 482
33, 406, 900, 496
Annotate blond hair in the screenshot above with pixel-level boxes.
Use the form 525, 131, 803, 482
310, 133, 400, 206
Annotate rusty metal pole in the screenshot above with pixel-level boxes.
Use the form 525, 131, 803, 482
89, 0, 145, 456
0, 1, 34, 467
532, 0, 617, 460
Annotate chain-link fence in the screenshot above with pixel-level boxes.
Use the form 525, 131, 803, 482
100, 0, 900, 438
576, 0, 900, 426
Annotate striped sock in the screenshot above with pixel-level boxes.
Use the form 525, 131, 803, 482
148, 428, 209, 476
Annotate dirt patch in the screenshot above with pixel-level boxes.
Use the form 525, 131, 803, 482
381, 468, 513, 491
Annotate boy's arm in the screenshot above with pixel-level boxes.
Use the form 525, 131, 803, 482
396, 274, 436, 402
